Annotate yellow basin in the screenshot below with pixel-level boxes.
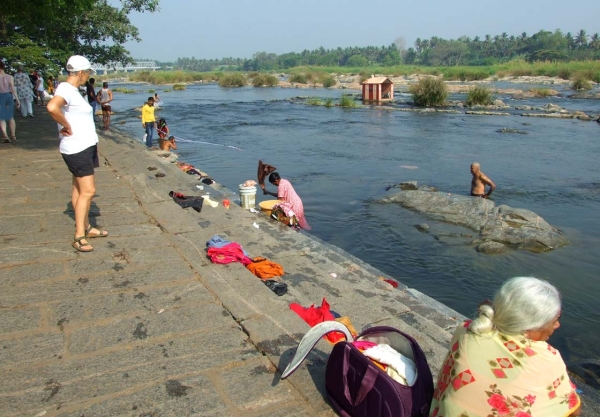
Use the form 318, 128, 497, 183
259, 200, 279, 217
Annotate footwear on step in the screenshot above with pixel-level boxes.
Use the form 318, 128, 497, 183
29, 114, 34, 118
10, 136, 16, 141
86, 225, 108, 238
72, 236, 94, 252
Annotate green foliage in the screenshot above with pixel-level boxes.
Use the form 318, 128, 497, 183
306, 97, 322, 106
339, 95, 357, 108
324, 98, 334, 107
218, 73, 247, 87
358, 70, 370, 83
289, 73, 308, 84
0, 0, 159, 70
442, 68, 491, 81
465, 86, 493, 106
163, 89, 172, 92
321, 75, 337, 87
251, 74, 279, 87
409, 77, 448, 107
571, 73, 592, 90
148, 89, 155, 93
172, 84, 187, 91
129, 70, 207, 84
529, 88, 554, 97
113, 87, 136, 93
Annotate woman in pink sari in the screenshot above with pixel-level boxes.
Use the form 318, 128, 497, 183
263, 172, 310, 230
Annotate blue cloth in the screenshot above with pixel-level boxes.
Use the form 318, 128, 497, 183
145, 122, 154, 147
206, 235, 249, 256
0, 92, 15, 121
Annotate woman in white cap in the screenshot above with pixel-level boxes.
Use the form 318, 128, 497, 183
47, 55, 109, 252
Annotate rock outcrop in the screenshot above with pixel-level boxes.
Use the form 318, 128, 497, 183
380, 186, 568, 253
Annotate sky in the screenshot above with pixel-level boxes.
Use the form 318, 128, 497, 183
122, 0, 600, 62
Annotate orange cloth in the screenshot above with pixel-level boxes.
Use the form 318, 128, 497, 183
245, 256, 284, 279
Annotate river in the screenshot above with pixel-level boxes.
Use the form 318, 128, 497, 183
110, 82, 600, 369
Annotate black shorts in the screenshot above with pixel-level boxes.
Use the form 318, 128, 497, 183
61, 145, 99, 177
102, 105, 111, 112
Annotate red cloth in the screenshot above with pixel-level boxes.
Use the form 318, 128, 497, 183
383, 279, 399, 288
289, 298, 345, 343
207, 243, 252, 266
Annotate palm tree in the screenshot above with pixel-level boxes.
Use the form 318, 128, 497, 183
414, 38, 422, 56
590, 33, 600, 50
575, 30, 588, 48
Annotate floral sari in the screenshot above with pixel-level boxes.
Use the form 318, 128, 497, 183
430, 321, 580, 417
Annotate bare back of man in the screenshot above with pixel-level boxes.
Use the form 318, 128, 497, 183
470, 162, 496, 198
159, 137, 177, 152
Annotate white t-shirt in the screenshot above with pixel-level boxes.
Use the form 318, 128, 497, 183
37, 77, 45, 91
55, 82, 98, 155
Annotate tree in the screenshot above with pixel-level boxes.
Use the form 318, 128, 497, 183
393, 37, 407, 58
0, 0, 159, 71
426, 40, 469, 66
575, 29, 588, 49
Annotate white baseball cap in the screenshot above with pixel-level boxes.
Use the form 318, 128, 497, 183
66, 55, 95, 73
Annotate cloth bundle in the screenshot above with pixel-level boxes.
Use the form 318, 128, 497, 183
169, 191, 203, 212
246, 256, 284, 279
257, 160, 277, 188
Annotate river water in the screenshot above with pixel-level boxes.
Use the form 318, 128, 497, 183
110, 83, 600, 368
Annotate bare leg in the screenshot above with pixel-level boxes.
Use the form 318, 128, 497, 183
0, 120, 6, 138
72, 174, 96, 250
8, 118, 16, 139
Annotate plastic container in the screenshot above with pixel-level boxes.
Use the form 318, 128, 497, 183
259, 200, 279, 217
239, 184, 257, 209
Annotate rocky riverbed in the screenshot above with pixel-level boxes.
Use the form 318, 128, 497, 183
380, 183, 569, 254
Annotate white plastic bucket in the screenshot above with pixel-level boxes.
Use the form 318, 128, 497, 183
239, 185, 257, 209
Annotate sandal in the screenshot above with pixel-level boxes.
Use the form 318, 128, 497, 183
72, 236, 94, 252
10, 136, 16, 141
1, 135, 8, 143
86, 225, 108, 238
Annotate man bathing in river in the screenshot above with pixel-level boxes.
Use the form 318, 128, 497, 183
470, 162, 495, 198
159, 135, 177, 152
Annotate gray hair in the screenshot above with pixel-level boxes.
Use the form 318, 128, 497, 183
469, 277, 561, 336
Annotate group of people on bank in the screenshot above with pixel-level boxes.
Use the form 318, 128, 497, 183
84, 78, 113, 130
32, 53, 581, 416
0, 63, 59, 142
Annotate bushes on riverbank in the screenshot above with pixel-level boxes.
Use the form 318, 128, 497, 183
218, 73, 247, 87
571, 73, 592, 90
339, 95, 357, 108
466, 86, 493, 106
409, 77, 448, 106
252, 74, 279, 87
529, 88, 554, 97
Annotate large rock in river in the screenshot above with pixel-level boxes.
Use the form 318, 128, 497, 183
381, 187, 568, 253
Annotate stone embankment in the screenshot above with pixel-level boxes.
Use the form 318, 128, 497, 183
0, 113, 459, 416
3, 113, 598, 416
381, 183, 569, 254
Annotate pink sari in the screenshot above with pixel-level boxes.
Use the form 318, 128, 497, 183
276, 179, 310, 230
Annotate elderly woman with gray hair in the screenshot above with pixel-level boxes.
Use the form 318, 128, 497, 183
430, 277, 581, 417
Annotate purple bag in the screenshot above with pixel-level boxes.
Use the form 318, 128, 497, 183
282, 322, 434, 417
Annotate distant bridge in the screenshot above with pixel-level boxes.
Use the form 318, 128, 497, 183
90, 60, 160, 74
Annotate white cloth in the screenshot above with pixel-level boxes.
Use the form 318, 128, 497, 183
54, 82, 98, 155
36, 77, 45, 92
362, 344, 417, 386
98, 88, 110, 103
